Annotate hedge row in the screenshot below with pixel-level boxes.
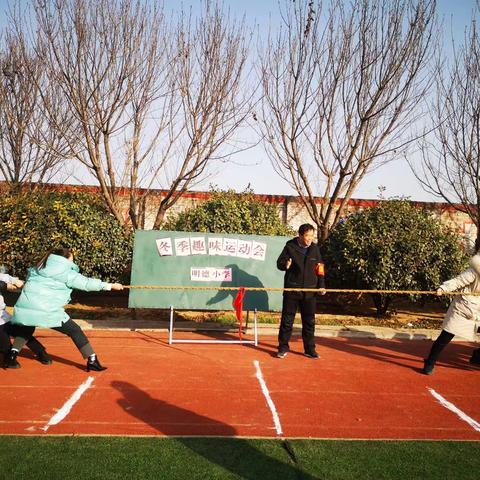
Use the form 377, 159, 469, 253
0, 192, 132, 282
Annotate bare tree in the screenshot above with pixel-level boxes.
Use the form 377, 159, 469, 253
410, 6, 480, 251
150, 2, 253, 228
31, 0, 252, 229
259, 0, 436, 241
31, 0, 175, 227
0, 28, 70, 191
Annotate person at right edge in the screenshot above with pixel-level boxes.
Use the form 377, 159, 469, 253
276, 223, 326, 359
422, 254, 480, 375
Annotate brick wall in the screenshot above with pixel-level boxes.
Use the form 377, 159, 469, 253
2, 182, 477, 251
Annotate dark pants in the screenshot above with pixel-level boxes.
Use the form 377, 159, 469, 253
426, 329, 460, 365
425, 328, 480, 364
0, 322, 46, 355
278, 294, 317, 354
12, 319, 94, 359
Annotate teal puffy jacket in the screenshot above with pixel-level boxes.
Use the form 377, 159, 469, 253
12, 254, 111, 328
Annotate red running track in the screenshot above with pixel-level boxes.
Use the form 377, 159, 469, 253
1, 330, 480, 440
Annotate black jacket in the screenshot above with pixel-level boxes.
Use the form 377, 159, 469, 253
277, 238, 325, 297
0, 281, 6, 293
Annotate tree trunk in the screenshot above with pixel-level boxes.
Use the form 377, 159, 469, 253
153, 202, 167, 230
370, 293, 391, 317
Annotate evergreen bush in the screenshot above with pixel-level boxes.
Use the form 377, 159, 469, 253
0, 191, 132, 281
322, 200, 468, 315
164, 188, 294, 236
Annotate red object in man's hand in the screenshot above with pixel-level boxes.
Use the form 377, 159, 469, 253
315, 262, 325, 276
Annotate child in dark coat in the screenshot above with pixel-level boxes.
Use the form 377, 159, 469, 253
0, 274, 51, 368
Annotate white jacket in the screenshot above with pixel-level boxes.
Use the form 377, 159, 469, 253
0, 273, 18, 325
439, 255, 480, 340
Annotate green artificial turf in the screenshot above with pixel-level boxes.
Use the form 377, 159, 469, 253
0, 437, 479, 480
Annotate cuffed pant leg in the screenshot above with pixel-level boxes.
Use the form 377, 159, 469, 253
300, 296, 317, 354
278, 295, 298, 352
52, 319, 93, 359
5, 322, 47, 355
9, 325, 36, 352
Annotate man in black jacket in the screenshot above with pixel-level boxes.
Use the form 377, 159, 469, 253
276, 223, 325, 359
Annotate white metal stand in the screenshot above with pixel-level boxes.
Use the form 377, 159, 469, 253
168, 306, 258, 346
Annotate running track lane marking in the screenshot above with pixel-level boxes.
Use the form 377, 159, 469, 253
41, 376, 95, 432
253, 360, 283, 435
428, 387, 480, 432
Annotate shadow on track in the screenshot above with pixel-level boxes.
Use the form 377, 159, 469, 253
111, 380, 316, 480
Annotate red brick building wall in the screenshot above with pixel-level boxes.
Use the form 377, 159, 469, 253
2, 182, 476, 251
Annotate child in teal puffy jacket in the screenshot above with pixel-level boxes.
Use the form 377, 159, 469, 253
6, 248, 123, 371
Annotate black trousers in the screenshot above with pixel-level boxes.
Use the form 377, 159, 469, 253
0, 322, 46, 355
12, 319, 93, 359
425, 329, 454, 365
278, 294, 317, 354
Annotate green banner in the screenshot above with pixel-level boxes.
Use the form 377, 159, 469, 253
128, 230, 289, 311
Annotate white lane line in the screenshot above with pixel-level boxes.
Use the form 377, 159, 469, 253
253, 360, 283, 435
428, 387, 480, 432
41, 376, 95, 432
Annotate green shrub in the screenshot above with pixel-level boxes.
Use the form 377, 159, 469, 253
0, 191, 132, 281
164, 188, 294, 236
322, 200, 468, 315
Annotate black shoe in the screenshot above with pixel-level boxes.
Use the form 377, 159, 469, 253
37, 350, 52, 365
422, 359, 434, 375
276, 351, 288, 359
5, 350, 21, 369
304, 351, 320, 359
469, 349, 480, 366
86, 357, 107, 372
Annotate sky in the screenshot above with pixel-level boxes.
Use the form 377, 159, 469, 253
0, 0, 477, 202
160, 0, 479, 201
